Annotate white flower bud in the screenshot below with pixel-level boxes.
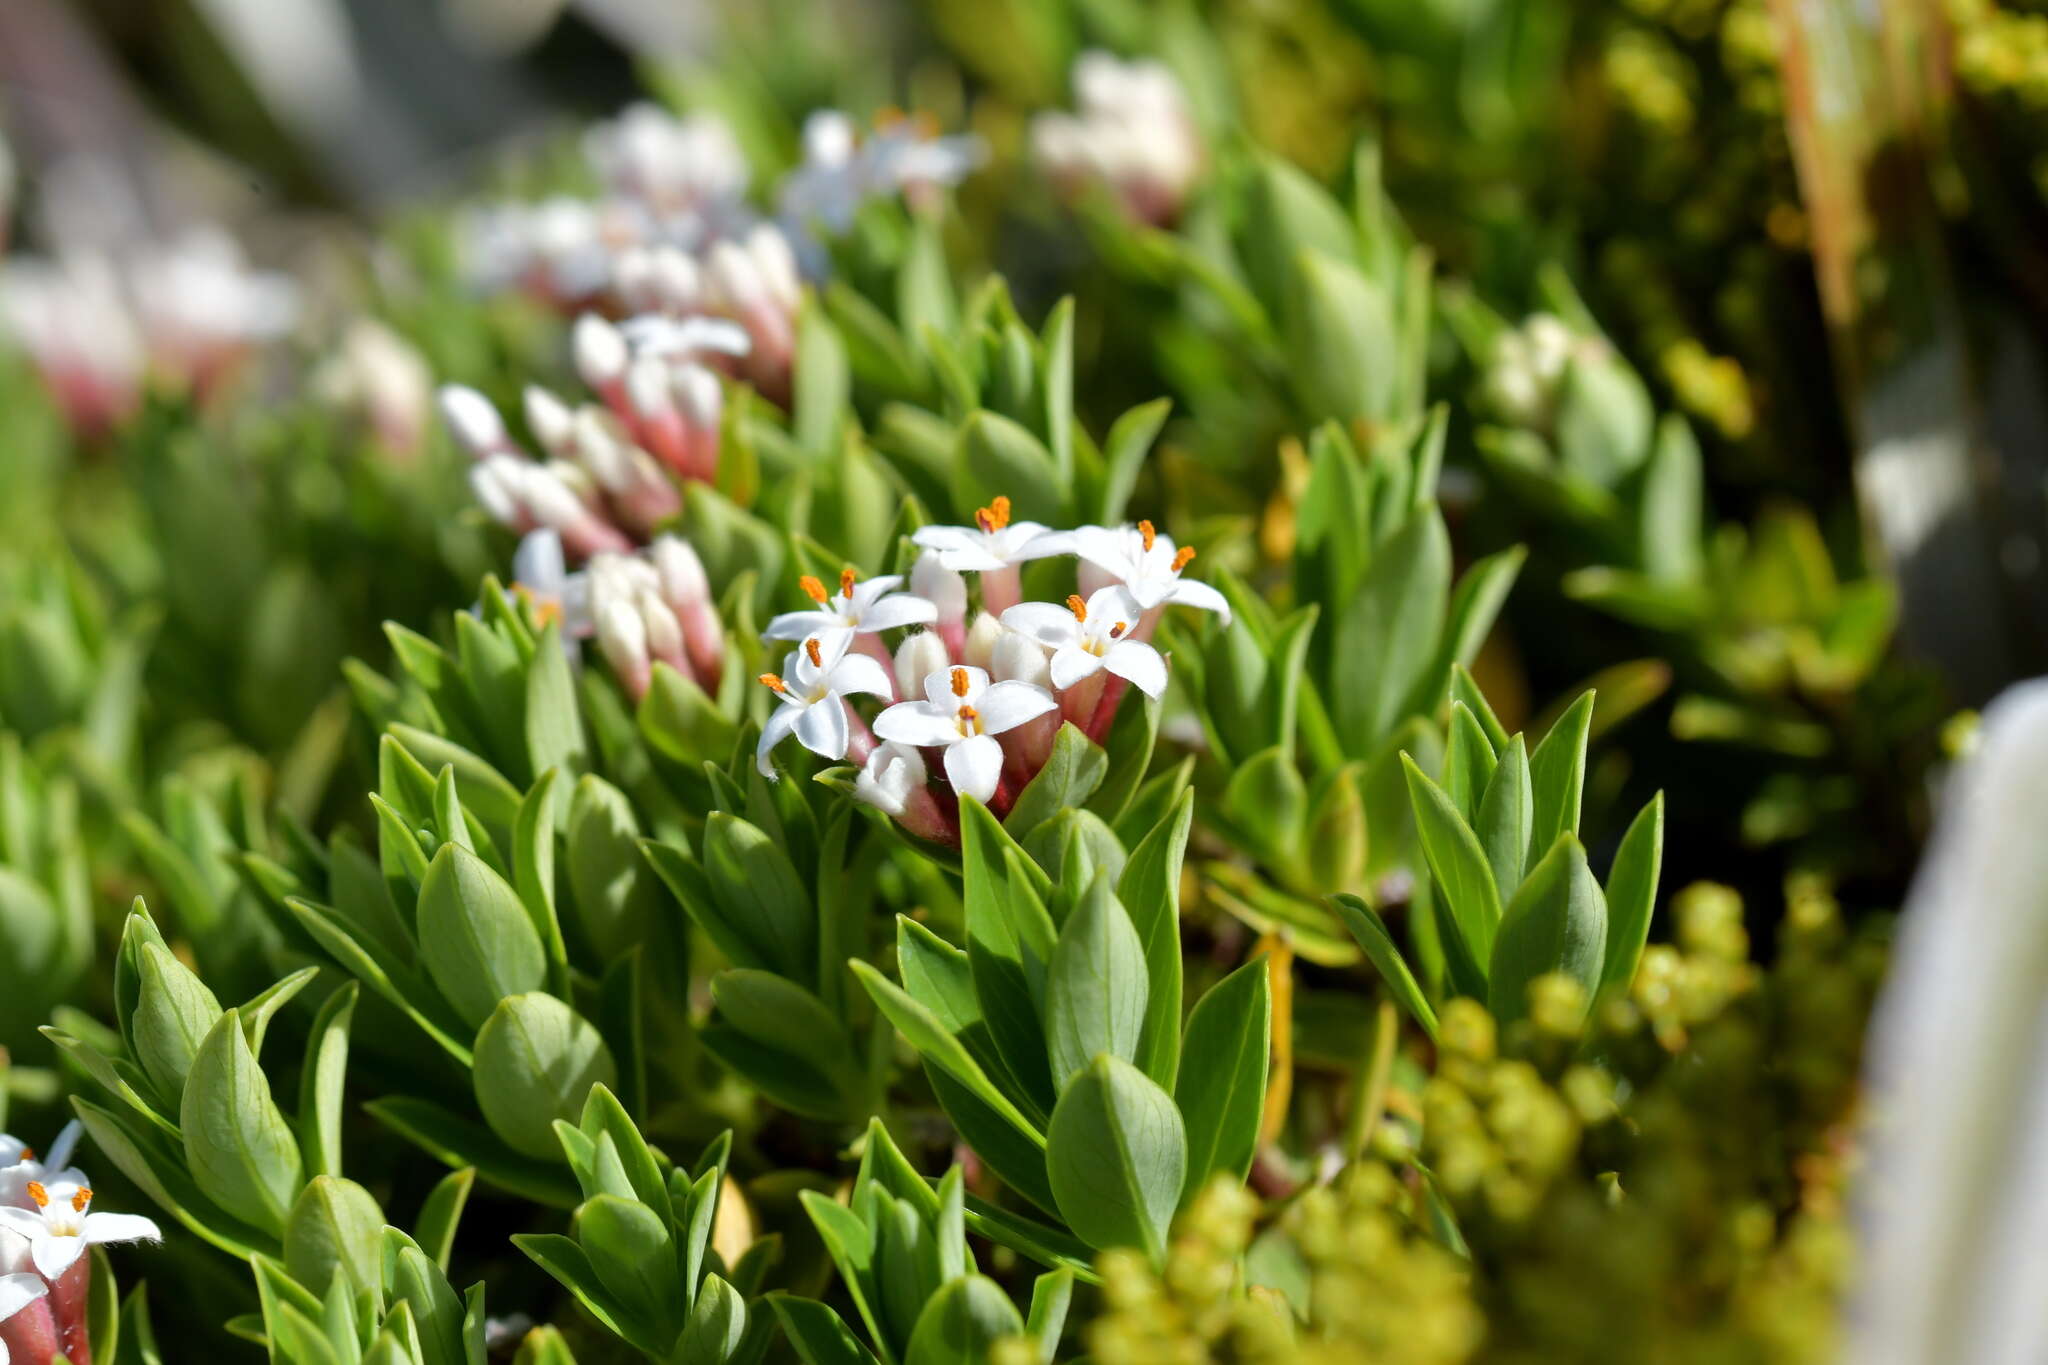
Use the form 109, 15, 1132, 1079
613, 246, 658, 311
523, 386, 576, 456
991, 629, 1053, 689
747, 223, 802, 312
626, 353, 675, 422
439, 384, 506, 457
468, 457, 524, 526
854, 741, 927, 817
649, 246, 702, 312
963, 611, 1004, 671
520, 464, 591, 530
595, 595, 649, 679
573, 313, 629, 389
894, 632, 950, 702
673, 363, 723, 430
571, 408, 635, 491
637, 587, 684, 660
910, 550, 967, 626
649, 535, 710, 606
707, 240, 766, 311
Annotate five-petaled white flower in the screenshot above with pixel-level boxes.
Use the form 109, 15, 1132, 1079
873, 666, 1057, 803
911, 496, 1064, 573
1047, 520, 1230, 621
0, 1179, 160, 1281
756, 633, 893, 776
764, 569, 937, 642
1002, 587, 1169, 697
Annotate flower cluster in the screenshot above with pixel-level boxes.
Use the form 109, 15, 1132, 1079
754, 502, 1227, 840
0, 226, 298, 436
1031, 52, 1204, 226
462, 101, 981, 400
0, 1123, 159, 1365
1480, 312, 1611, 430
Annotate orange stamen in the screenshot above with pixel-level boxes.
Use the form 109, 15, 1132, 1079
800, 575, 829, 604
19, 1148, 32, 1162
1139, 520, 1157, 552
839, 568, 856, 599
72, 1187, 91, 1213
759, 673, 788, 694
1171, 546, 1197, 572
958, 705, 979, 725
974, 495, 1012, 534
950, 667, 971, 698
1110, 621, 1128, 639
1067, 594, 1087, 622
26, 1181, 47, 1208
805, 638, 823, 667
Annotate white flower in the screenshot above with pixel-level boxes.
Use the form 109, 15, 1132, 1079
616, 314, 752, 363
763, 570, 937, 642
1044, 520, 1229, 620
0, 1179, 159, 1281
1002, 587, 1168, 696
1, 1271, 49, 1359
854, 741, 928, 816
894, 632, 950, 702
756, 633, 893, 776
510, 531, 593, 648
873, 666, 1056, 803
909, 497, 1064, 573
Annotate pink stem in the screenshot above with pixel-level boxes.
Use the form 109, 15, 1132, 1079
980, 565, 1022, 617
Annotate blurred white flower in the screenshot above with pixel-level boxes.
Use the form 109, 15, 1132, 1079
1032, 52, 1202, 225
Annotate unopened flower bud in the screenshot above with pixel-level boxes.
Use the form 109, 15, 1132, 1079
573, 314, 629, 390
991, 629, 1052, 689
910, 550, 967, 627
855, 741, 927, 817
895, 632, 949, 701
595, 596, 651, 698
612, 246, 658, 311
649, 535, 709, 606
626, 353, 676, 424
963, 611, 1004, 671
439, 384, 507, 457
468, 456, 526, 526
524, 386, 577, 457
673, 363, 722, 429
637, 587, 685, 666
747, 223, 802, 312
648, 246, 701, 312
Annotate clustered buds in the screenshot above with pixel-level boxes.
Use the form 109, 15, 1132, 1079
0, 1123, 160, 1365
754, 507, 1228, 843
1031, 51, 1204, 226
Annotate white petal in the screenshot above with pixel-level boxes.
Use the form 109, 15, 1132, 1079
935, 545, 1009, 573
0, 1271, 47, 1320
1049, 645, 1104, 692
1013, 528, 1077, 561
755, 705, 802, 776
926, 666, 989, 708
1001, 602, 1081, 648
1068, 525, 1137, 577
975, 681, 1059, 734
32, 1232, 84, 1281
998, 523, 1060, 559
81, 1212, 160, 1246
512, 530, 566, 593
874, 701, 964, 747
826, 652, 894, 701
1165, 577, 1232, 622
850, 575, 906, 606
763, 609, 839, 641
43, 1122, 82, 1174
944, 735, 1005, 803
0, 1208, 42, 1240
1086, 584, 1146, 625
1104, 640, 1169, 698
857, 594, 940, 632
910, 525, 977, 553
792, 699, 850, 761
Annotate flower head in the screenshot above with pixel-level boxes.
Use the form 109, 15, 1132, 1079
911, 496, 1064, 573
1002, 586, 1168, 697
1047, 520, 1229, 620
756, 632, 893, 776
764, 570, 937, 642
0, 1179, 159, 1282
872, 666, 1056, 803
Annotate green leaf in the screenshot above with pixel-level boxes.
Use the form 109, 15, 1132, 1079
852, 961, 1046, 1153
1097, 399, 1171, 523
1637, 417, 1704, 584
903, 1275, 1025, 1365
1399, 755, 1502, 969
414, 1166, 476, 1273
951, 412, 1063, 525
1331, 894, 1439, 1041
1173, 958, 1270, 1205
284, 1175, 384, 1299
1420, 546, 1525, 718
1448, 666, 1509, 754
769, 1296, 881, 1365
1285, 250, 1398, 423
1045, 1055, 1185, 1264
1024, 1269, 1072, 1364
1526, 692, 1594, 875
795, 300, 851, 460
472, 993, 618, 1160
701, 813, 817, 985
298, 981, 356, 1180
1004, 724, 1107, 843
1042, 297, 1075, 486
181, 1009, 303, 1238
566, 775, 663, 964
512, 770, 571, 998
1488, 836, 1608, 1027
416, 844, 547, 1029
132, 941, 224, 1101
1116, 792, 1191, 1088
1044, 873, 1148, 1092
526, 621, 589, 782
1598, 793, 1665, 994
370, 1097, 578, 1207
1474, 737, 1533, 901
1221, 746, 1308, 866
1440, 705, 1497, 825
702, 970, 868, 1123
1331, 511, 1450, 755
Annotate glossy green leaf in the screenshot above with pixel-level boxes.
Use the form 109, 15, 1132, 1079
416, 844, 547, 1029
472, 993, 618, 1160
1045, 873, 1147, 1092
181, 1009, 303, 1238
1173, 958, 1270, 1205
1045, 1055, 1185, 1264
1488, 836, 1608, 1026
1598, 793, 1665, 994
1526, 692, 1595, 874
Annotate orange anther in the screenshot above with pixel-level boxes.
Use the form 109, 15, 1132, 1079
1067, 594, 1088, 622
759, 673, 788, 694
18, 1148, 31, 1163
800, 575, 829, 604
958, 705, 979, 725
1138, 520, 1157, 552
1171, 546, 1197, 572
25, 1181, 47, 1208
975, 496, 1012, 534
1110, 621, 1128, 639
805, 638, 823, 667
72, 1187, 91, 1213
950, 667, 971, 698
840, 568, 856, 599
